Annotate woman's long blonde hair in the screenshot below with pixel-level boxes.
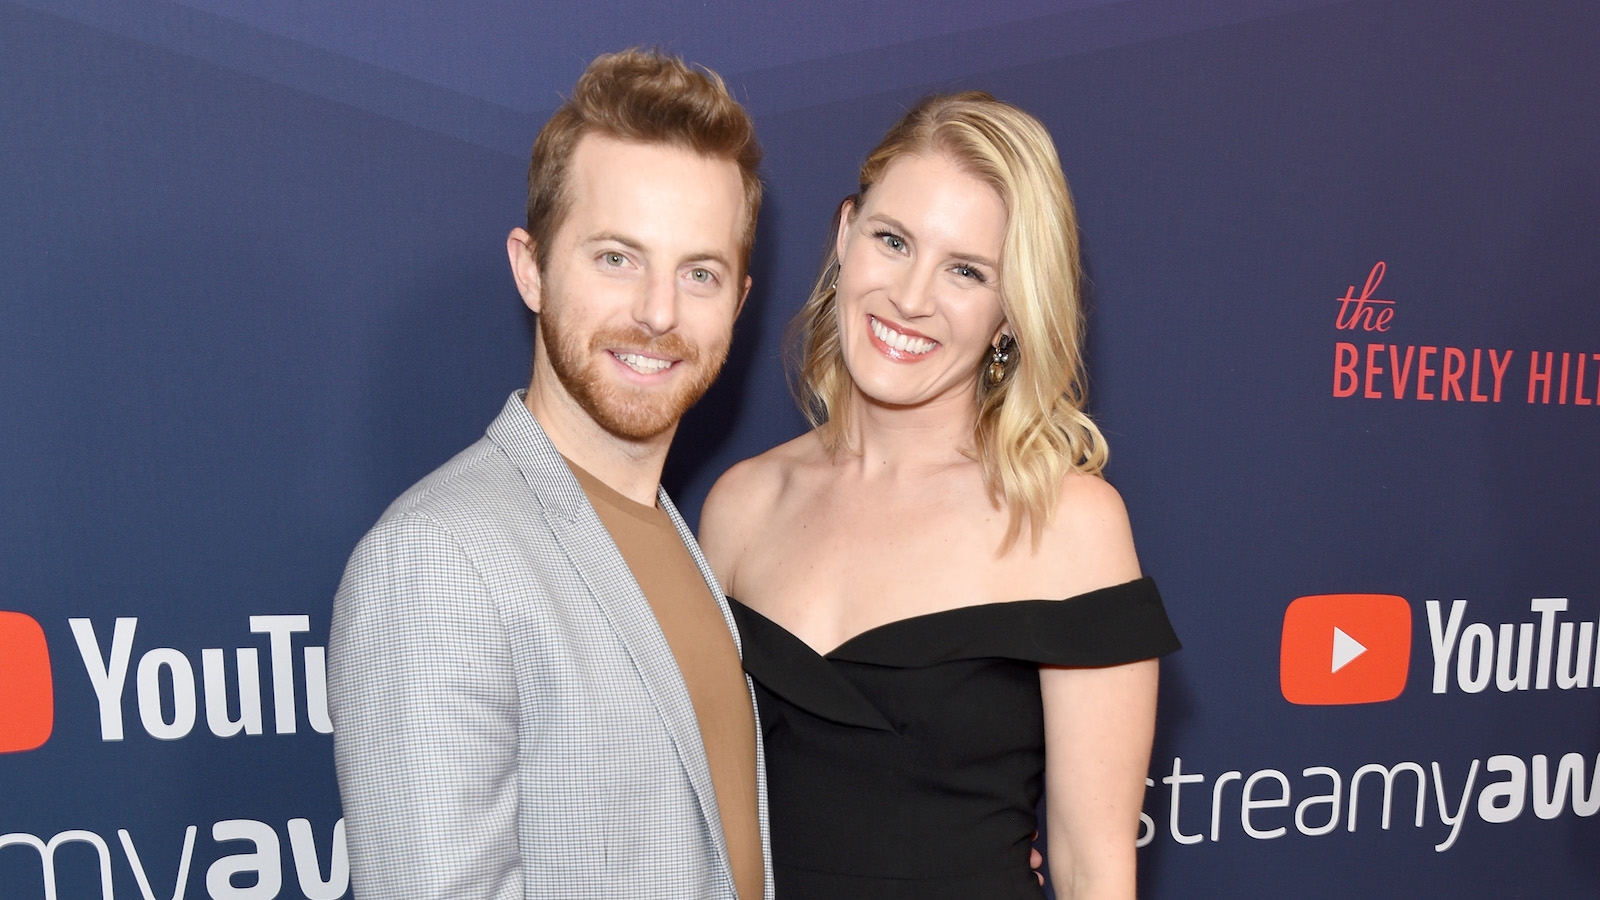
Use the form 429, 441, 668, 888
791, 92, 1108, 551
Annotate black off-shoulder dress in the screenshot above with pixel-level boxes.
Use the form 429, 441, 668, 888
729, 577, 1180, 899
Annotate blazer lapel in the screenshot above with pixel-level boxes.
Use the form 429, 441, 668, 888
484, 394, 728, 876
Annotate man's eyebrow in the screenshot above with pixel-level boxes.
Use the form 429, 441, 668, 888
684, 249, 734, 271
583, 232, 646, 253
583, 233, 732, 270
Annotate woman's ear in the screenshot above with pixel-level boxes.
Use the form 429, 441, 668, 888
833, 197, 857, 263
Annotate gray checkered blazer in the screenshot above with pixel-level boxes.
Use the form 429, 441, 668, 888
328, 392, 772, 900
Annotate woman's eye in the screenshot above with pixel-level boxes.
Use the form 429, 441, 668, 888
953, 264, 986, 283
875, 231, 906, 252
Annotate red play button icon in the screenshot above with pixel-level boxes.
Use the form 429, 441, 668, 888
0, 611, 54, 752
1281, 594, 1411, 705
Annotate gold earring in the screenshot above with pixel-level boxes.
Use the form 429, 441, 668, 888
986, 334, 1017, 387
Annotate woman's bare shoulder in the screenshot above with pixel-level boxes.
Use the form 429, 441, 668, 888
706, 432, 824, 506
1055, 468, 1133, 526
1028, 469, 1143, 596
699, 431, 827, 588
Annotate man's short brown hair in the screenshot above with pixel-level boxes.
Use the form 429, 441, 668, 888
525, 48, 763, 276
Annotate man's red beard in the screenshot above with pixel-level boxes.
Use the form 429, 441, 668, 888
541, 318, 730, 441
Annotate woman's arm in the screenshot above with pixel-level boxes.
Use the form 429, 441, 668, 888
1041, 658, 1159, 899
1037, 475, 1158, 899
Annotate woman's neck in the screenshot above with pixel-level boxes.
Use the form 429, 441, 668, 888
842, 387, 979, 474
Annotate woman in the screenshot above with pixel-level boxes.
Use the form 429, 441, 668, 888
700, 93, 1179, 899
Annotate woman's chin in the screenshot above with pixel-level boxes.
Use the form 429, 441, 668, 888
851, 380, 974, 413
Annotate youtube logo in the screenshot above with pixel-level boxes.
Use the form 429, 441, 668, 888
1281, 594, 1411, 705
0, 611, 54, 752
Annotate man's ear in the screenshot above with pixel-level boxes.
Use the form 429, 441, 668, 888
507, 228, 542, 314
735, 274, 752, 320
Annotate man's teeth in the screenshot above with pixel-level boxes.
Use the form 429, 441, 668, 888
870, 316, 937, 354
614, 351, 672, 374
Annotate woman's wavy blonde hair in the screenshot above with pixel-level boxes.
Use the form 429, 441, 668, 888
791, 91, 1108, 551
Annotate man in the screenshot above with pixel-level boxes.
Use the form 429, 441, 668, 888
327, 49, 768, 900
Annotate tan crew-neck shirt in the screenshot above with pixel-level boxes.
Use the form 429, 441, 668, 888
565, 459, 762, 900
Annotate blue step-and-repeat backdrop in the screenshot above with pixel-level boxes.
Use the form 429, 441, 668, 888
3, 1, 1596, 897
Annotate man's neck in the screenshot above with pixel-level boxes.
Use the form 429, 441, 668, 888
522, 379, 673, 507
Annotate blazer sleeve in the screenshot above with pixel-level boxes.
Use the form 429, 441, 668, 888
328, 511, 520, 900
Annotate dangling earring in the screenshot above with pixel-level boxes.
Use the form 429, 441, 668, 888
828, 262, 840, 292
986, 334, 1017, 387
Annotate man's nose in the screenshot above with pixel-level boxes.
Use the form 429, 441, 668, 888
633, 269, 679, 335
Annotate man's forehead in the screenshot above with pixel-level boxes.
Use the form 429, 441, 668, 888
563, 133, 745, 254
568, 132, 733, 186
